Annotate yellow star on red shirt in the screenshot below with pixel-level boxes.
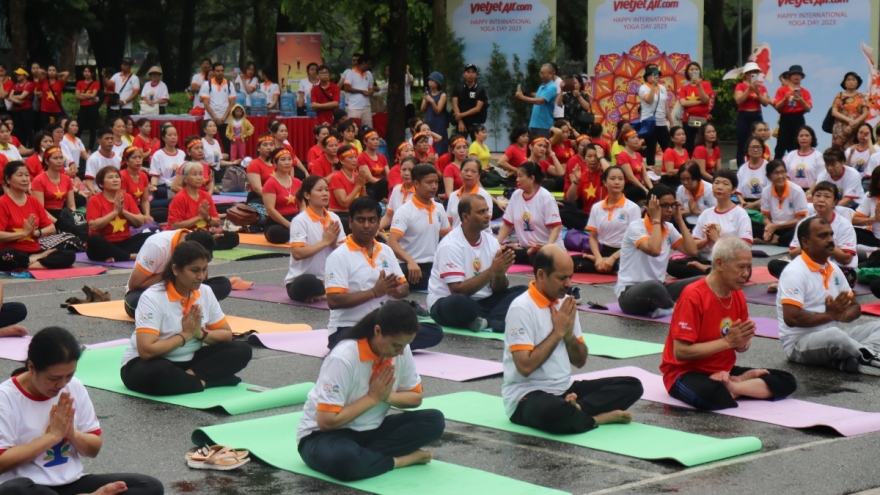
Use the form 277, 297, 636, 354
195, 219, 207, 229
132, 188, 144, 199
584, 182, 597, 199
286, 194, 296, 205
686, 93, 699, 101
13, 228, 33, 242
53, 188, 64, 200
109, 215, 127, 233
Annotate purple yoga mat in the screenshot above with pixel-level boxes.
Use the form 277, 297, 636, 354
247, 330, 502, 381
745, 283, 872, 307
212, 194, 247, 203
573, 366, 880, 437
75, 252, 136, 269
578, 303, 779, 339
0, 337, 129, 362
228, 285, 330, 310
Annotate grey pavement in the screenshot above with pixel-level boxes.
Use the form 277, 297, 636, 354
2, 245, 880, 494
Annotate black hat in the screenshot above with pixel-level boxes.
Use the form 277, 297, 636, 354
787, 65, 805, 78
464, 63, 478, 73
841, 71, 863, 90
121, 57, 134, 66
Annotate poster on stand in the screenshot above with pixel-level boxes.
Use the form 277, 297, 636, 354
277, 33, 323, 93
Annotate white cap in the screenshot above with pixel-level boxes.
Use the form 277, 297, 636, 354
742, 62, 762, 74
241, 157, 253, 167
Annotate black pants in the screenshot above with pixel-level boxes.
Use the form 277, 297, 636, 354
86, 232, 154, 262
617, 277, 704, 316
124, 276, 231, 317
559, 200, 588, 231
41, 111, 63, 128
735, 111, 764, 166
510, 377, 643, 434
298, 409, 445, 482
78, 104, 100, 151
669, 366, 797, 410
573, 245, 619, 273
366, 179, 389, 202
751, 223, 795, 247
0, 301, 27, 328
286, 274, 325, 302
667, 256, 710, 280
265, 214, 294, 244
684, 124, 698, 155
10, 109, 33, 148
399, 262, 432, 292
212, 231, 240, 250
331, 321, 443, 351
430, 285, 528, 332
511, 246, 536, 266
856, 228, 880, 247
120, 341, 252, 395
643, 125, 670, 166
216, 123, 230, 153
0, 474, 163, 495
774, 113, 806, 160
0, 248, 75, 272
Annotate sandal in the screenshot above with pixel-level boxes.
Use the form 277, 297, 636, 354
186, 444, 249, 461
186, 446, 250, 471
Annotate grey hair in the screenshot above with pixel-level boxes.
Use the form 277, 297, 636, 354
181, 161, 203, 176
541, 63, 555, 74
711, 236, 751, 264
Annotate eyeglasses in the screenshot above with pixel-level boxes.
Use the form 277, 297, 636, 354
659, 203, 676, 210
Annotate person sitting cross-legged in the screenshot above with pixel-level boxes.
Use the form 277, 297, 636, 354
428, 195, 527, 333
661, 237, 797, 410
503, 244, 643, 433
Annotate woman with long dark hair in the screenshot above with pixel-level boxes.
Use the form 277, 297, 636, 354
678, 62, 714, 153
74, 67, 101, 151
149, 124, 185, 200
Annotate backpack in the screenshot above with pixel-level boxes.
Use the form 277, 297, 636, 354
55, 208, 89, 243
221, 166, 248, 192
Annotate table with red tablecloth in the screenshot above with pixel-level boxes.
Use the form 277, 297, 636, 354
132, 114, 203, 143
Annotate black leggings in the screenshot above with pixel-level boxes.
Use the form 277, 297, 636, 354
0, 474, 163, 495
751, 223, 795, 247
667, 256, 710, 280
10, 108, 33, 148
264, 214, 294, 244
669, 366, 797, 410
86, 232, 154, 262
573, 245, 619, 273
124, 276, 231, 317
0, 301, 26, 328
643, 125, 670, 166
430, 285, 528, 332
286, 274, 325, 302
559, 200, 588, 231
774, 113, 806, 160
0, 248, 75, 272
211, 231, 240, 250
510, 377, 643, 433
120, 341, 252, 395
399, 262, 432, 292
78, 105, 100, 152
617, 277, 704, 316
855, 227, 880, 247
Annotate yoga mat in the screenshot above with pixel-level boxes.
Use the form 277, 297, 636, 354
211, 247, 288, 261
229, 285, 330, 309
193, 412, 566, 495
744, 267, 776, 286
485, 187, 564, 200
574, 366, 880, 437
74, 252, 136, 269
30, 266, 108, 280
247, 330, 502, 381
216, 190, 249, 197
861, 302, 880, 317
577, 303, 779, 339
67, 300, 312, 334
238, 233, 291, 248
0, 337, 129, 362
418, 392, 762, 466
751, 245, 790, 257
75, 345, 313, 415
506, 264, 534, 274
212, 194, 247, 203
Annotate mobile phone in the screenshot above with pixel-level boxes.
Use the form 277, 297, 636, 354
794, 88, 801, 95
517, 84, 522, 93
750, 73, 758, 83
234, 67, 241, 75
587, 302, 608, 310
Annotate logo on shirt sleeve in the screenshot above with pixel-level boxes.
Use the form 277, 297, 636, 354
783, 287, 800, 296
322, 382, 341, 394
508, 327, 526, 337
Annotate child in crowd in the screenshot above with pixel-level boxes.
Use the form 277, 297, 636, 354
226, 104, 253, 161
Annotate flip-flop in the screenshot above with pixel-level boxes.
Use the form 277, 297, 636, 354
186, 446, 250, 471
186, 444, 249, 461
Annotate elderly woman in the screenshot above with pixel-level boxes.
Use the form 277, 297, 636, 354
167, 161, 240, 250
85, 166, 152, 262
830, 72, 869, 147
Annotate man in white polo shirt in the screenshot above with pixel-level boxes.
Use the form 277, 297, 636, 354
200, 62, 235, 149
777, 216, 880, 375
325, 197, 443, 350
503, 244, 643, 433
388, 164, 452, 291
342, 55, 374, 127
108, 57, 140, 119
428, 195, 527, 333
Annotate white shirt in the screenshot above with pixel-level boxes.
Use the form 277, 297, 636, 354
296, 338, 421, 441
191, 73, 208, 108
446, 185, 493, 231
387, 184, 415, 214
760, 181, 809, 223
790, 213, 857, 269
343, 69, 374, 110
737, 160, 769, 199
615, 217, 683, 297
84, 150, 121, 180
777, 253, 852, 354
856, 196, 880, 240
676, 181, 716, 223
783, 149, 823, 189
389, 197, 451, 263
0, 146, 22, 162
109, 72, 140, 110
199, 79, 235, 119
285, 208, 345, 284
693, 205, 753, 256
140, 81, 169, 106
586, 197, 642, 249
259, 82, 281, 104
201, 138, 223, 166
638, 84, 668, 126
502, 285, 584, 418
325, 238, 406, 334
149, 149, 186, 186
553, 77, 564, 118
128, 229, 188, 291
866, 150, 880, 178
427, 226, 501, 308
502, 187, 564, 250
297, 77, 317, 106
816, 167, 864, 202
0, 376, 100, 485
60, 136, 85, 167
111, 141, 128, 159
845, 145, 880, 176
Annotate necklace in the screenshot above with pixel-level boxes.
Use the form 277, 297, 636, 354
274, 173, 292, 188
341, 169, 355, 183
707, 277, 732, 310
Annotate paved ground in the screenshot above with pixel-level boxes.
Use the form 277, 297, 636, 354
2, 244, 880, 495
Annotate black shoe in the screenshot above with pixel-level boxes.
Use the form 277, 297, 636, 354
408, 300, 430, 318
566, 287, 581, 304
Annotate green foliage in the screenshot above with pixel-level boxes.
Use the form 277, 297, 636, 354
485, 44, 512, 142
62, 92, 195, 121
705, 69, 738, 141
508, 55, 530, 133
434, 22, 466, 96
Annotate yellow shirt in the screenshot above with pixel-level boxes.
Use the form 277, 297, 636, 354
610, 141, 625, 167
469, 141, 491, 169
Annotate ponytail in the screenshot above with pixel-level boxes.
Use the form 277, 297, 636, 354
330, 300, 419, 349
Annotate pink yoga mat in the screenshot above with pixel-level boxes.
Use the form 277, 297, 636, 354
577, 303, 779, 339
573, 366, 880, 437
506, 264, 533, 274
247, 330, 502, 381
0, 337, 129, 362
861, 302, 880, 317
229, 285, 330, 310
75, 252, 136, 269
30, 266, 108, 280
744, 283, 871, 307
212, 195, 247, 203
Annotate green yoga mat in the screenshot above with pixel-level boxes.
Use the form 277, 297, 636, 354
419, 392, 761, 467
193, 412, 567, 495
212, 247, 288, 261
76, 346, 313, 415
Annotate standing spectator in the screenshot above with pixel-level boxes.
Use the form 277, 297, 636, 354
34, 65, 69, 127
516, 63, 556, 139
557, 75, 592, 135
199, 62, 235, 150
259, 66, 281, 112
452, 64, 487, 139
678, 62, 714, 154
108, 57, 140, 120
9, 68, 35, 148
772, 65, 812, 159
377, 64, 415, 122
0, 65, 12, 112
235, 61, 259, 107
190, 58, 212, 110
638, 63, 671, 169
551, 63, 564, 119
830, 72, 868, 147
140, 66, 169, 115
734, 62, 771, 166
29, 62, 41, 114
75, 67, 101, 150
296, 62, 319, 116
310, 65, 341, 125
342, 55, 374, 128
421, 72, 448, 153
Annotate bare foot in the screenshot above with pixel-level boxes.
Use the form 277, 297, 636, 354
564, 392, 582, 411
686, 261, 710, 273
89, 481, 128, 495
767, 283, 778, 294
393, 449, 433, 469
708, 371, 730, 385
593, 410, 633, 425
305, 294, 327, 303
0, 324, 27, 337
730, 369, 769, 382
27, 249, 55, 269
104, 258, 116, 263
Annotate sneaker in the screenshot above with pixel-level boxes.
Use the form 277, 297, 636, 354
567, 287, 582, 304
838, 357, 859, 373
407, 300, 430, 318
650, 307, 674, 319
857, 358, 880, 376
469, 317, 489, 333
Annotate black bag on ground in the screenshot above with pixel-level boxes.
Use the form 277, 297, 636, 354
55, 208, 88, 242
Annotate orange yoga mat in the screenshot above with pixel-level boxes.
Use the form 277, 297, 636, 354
238, 233, 291, 249
68, 300, 311, 335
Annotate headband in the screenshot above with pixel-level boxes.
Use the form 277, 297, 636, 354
122, 146, 140, 160
450, 136, 468, 147
412, 132, 429, 143
363, 131, 378, 140
258, 134, 274, 144
273, 149, 292, 162
530, 137, 549, 146
620, 129, 637, 142
186, 139, 201, 150
44, 146, 62, 157
396, 142, 411, 155
323, 136, 339, 146
338, 147, 358, 159
575, 134, 590, 144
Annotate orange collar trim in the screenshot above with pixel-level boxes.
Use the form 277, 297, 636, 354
800, 251, 835, 290
344, 235, 382, 267
457, 184, 480, 198
165, 282, 200, 314
643, 215, 668, 238
411, 196, 436, 224
527, 281, 555, 309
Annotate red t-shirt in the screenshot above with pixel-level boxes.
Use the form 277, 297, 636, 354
578, 167, 607, 214
86, 193, 140, 242
309, 154, 336, 178
735, 82, 768, 112
167, 189, 218, 230
678, 81, 714, 119
692, 145, 721, 175
660, 278, 747, 391
387, 165, 402, 194
592, 139, 611, 159
773, 86, 812, 115
552, 141, 576, 165
1, 79, 12, 102
328, 170, 360, 211
434, 153, 451, 175
246, 158, 274, 186
148, 139, 163, 160
132, 135, 152, 155
443, 163, 463, 192
120, 169, 150, 203
103, 81, 115, 106
616, 151, 644, 184
662, 148, 690, 171
76, 80, 101, 107
310, 82, 341, 125
537, 159, 555, 174
11, 82, 35, 110
263, 176, 302, 216
24, 155, 43, 181
10, 136, 20, 148
307, 145, 323, 166
39, 79, 65, 114
31, 173, 73, 211
564, 155, 586, 192
357, 152, 388, 179
0, 193, 53, 252
503, 144, 528, 169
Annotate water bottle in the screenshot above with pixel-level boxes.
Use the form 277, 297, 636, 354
250, 91, 268, 117
306, 94, 316, 118
280, 86, 296, 117
340, 93, 346, 110
234, 90, 247, 110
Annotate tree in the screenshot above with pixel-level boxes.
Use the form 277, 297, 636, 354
508, 54, 530, 131
433, 21, 465, 96
385, 0, 408, 148
8, 0, 27, 65
485, 43, 512, 142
